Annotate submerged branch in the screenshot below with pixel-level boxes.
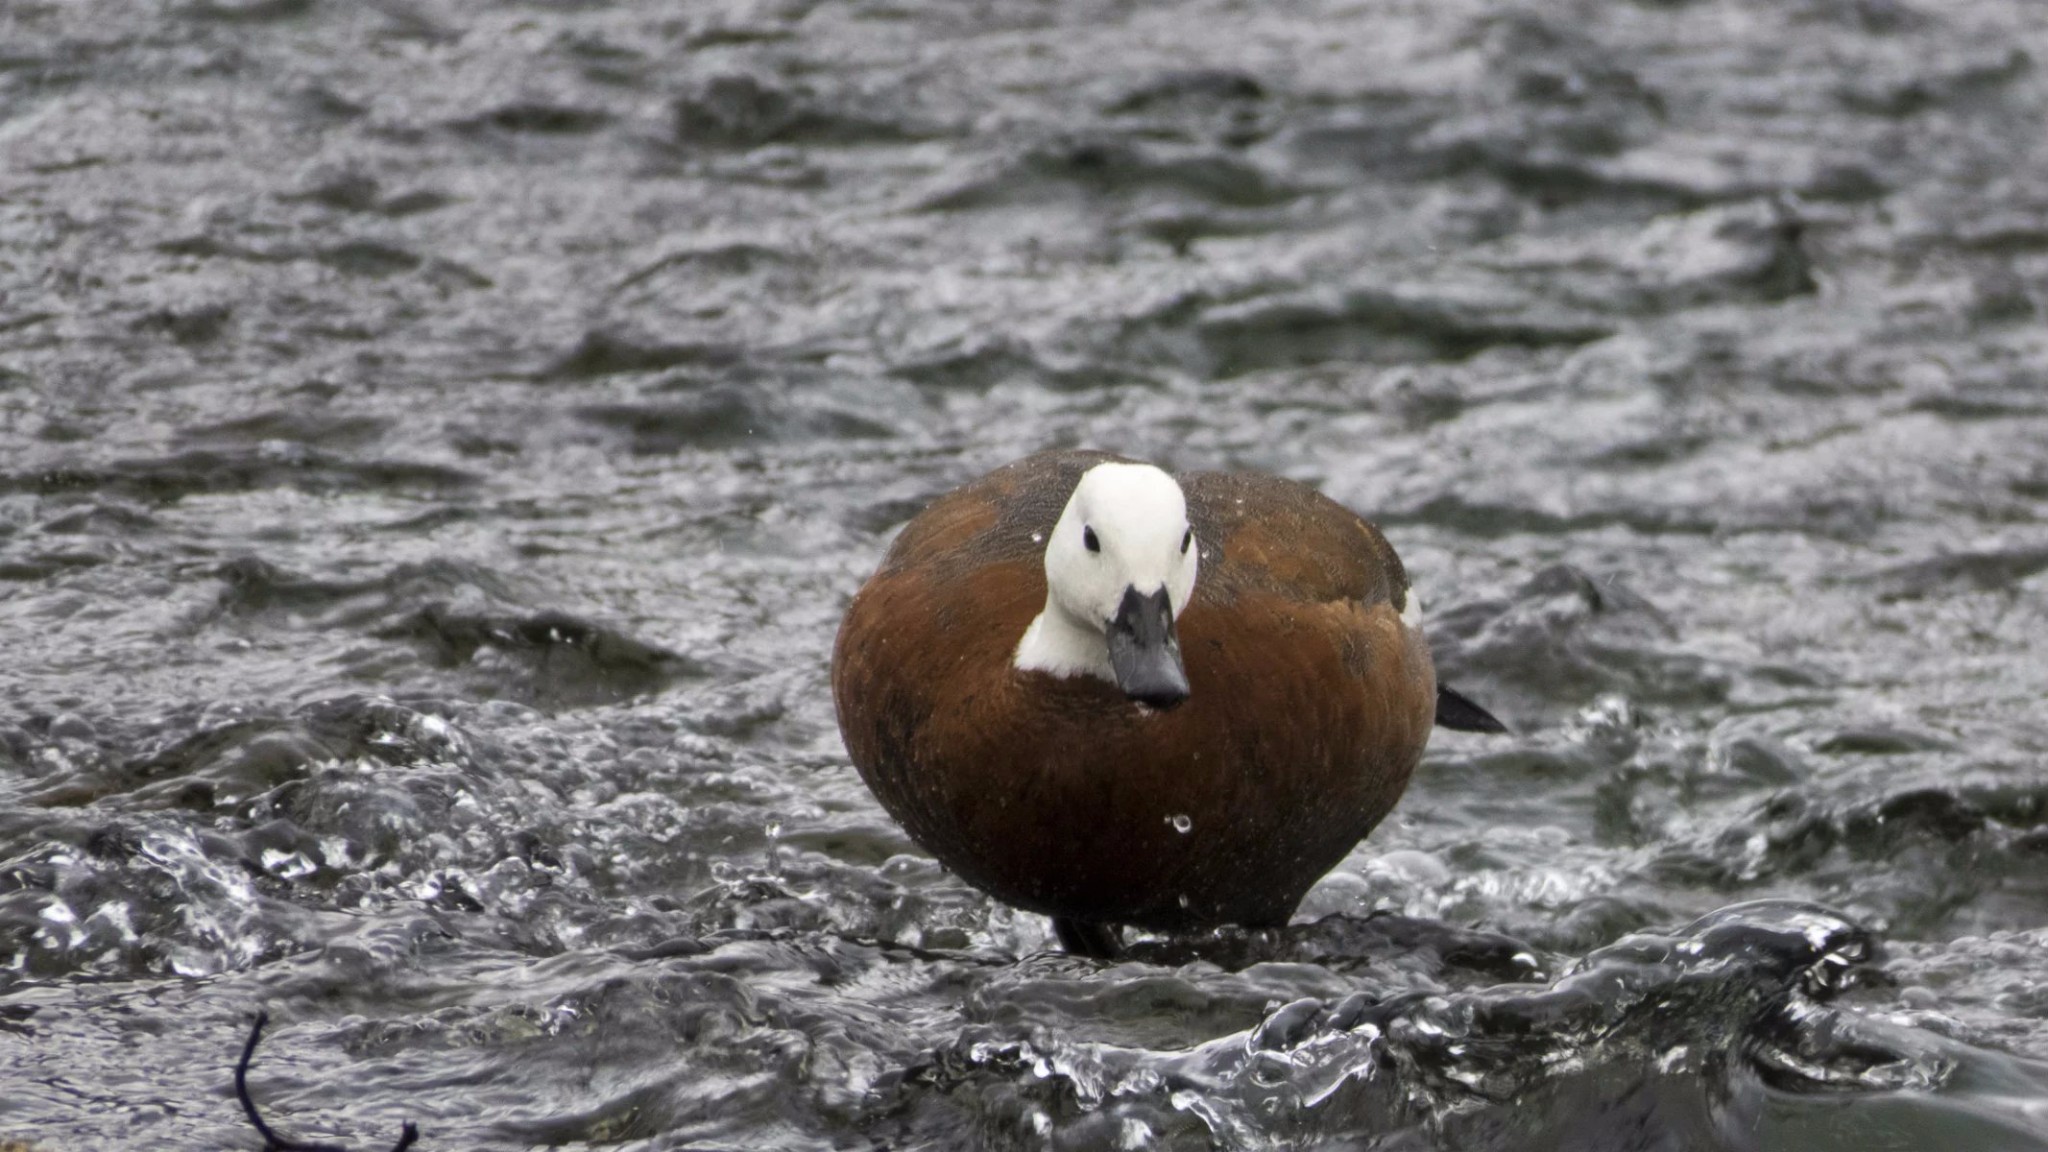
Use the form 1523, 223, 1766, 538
235, 1011, 420, 1152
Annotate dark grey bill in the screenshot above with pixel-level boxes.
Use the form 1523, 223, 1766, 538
1107, 586, 1189, 709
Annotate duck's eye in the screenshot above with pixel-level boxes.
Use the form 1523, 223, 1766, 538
1083, 526, 1100, 553
1181, 528, 1193, 554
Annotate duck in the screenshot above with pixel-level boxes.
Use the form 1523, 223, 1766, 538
832, 449, 1503, 957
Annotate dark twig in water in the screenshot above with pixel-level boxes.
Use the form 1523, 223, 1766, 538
236, 1011, 420, 1152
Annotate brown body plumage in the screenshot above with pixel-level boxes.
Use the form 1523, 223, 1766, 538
832, 450, 1438, 933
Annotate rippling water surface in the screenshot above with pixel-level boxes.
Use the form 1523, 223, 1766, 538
4, 0, 2048, 1147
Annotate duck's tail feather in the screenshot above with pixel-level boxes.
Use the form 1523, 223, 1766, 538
1436, 683, 1508, 733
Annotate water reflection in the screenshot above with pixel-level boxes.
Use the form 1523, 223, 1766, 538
3, 0, 2047, 1147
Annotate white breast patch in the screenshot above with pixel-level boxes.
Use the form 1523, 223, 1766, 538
1400, 584, 1423, 632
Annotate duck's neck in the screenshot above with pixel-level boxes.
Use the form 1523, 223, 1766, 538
1013, 600, 1113, 683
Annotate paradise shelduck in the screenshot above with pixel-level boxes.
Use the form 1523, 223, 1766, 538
832, 450, 1504, 957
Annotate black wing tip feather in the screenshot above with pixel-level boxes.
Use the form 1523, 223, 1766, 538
1436, 683, 1509, 734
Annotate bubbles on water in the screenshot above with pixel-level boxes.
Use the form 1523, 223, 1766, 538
1244, 1048, 1295, 1088
260, 848, 318, 880
1166, 814, 1192, 834
1134, 902, 1929, 1138
34, 900, 81, 954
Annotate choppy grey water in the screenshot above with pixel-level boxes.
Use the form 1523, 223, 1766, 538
3, 0, 2047, 1148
